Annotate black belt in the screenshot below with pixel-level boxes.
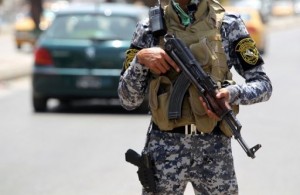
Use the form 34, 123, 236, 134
151, 123, 223, 135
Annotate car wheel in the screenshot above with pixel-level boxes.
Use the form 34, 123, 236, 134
59, 99, 72, 108
137, 101, 150, 114
259, 45, 266, 55
259, 37, 267, 55
16, 44, 21, 50
33, 96, 48, 112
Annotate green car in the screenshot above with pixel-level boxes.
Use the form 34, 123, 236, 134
32, 3, 148, 112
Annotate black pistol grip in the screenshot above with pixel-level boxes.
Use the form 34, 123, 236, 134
125, 149, 141, 167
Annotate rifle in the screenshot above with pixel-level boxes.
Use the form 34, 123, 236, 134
164, 34, 261, 159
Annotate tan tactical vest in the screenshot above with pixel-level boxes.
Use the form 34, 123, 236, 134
149, 0, 239, 136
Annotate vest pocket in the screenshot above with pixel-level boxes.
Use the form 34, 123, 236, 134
210, 44, 229, 81
149, 76, 175, 130
190, 38, 211, 67
188, 85, 218, 133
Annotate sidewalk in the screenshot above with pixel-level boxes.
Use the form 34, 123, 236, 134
0, 15, 300, 82
0, 53, 33, 81
0, 25, 33, 81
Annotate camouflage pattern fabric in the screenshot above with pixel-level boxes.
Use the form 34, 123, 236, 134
143, 129, 238, 195
118, 13, 273, 110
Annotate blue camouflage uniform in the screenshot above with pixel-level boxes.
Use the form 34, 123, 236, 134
118, 5, 273, 195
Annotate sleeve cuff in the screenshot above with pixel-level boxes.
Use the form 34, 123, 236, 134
226, 85, 240, 105
130, 56, 149, 75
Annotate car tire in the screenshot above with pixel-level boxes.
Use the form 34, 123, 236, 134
137, 101, 150, 114
16, 43, 22, 50
33, 96, 48, 112
59, 99, 72, 109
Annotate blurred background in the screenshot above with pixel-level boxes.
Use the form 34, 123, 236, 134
0, 0, 299, 53
0, 0, 300, 195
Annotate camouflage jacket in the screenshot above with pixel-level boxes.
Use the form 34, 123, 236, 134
118, 13, 273, 111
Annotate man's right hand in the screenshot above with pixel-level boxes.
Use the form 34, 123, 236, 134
136, 47, 180, 74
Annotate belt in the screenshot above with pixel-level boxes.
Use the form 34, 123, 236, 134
151, 123, 223, 135
152, 123, 198, 135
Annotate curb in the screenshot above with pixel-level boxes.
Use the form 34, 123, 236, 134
0, 30, 33, 82
0, 63, 32, 81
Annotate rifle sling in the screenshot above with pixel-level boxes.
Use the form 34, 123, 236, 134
168, 73, 191, 119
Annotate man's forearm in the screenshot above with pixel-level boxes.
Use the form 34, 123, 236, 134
227, 66, 272, 105
118, 57, 149, 110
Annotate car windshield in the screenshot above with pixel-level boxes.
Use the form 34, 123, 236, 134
44, 14, 137, 40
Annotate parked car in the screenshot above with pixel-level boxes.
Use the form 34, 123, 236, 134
271, 0, 294, 17
222, 0, 272, 23
224, 6, 267, 54
31, 2, 148, 112
14, 10, 54, 49
14, 1, 69, 49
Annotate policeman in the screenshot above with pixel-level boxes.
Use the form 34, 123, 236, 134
118, 0, 273, 194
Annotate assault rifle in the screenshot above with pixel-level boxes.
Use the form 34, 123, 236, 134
164, 34, 261, 159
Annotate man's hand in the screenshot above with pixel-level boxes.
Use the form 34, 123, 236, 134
136, 47, 180, 74
199, 88, 231, 120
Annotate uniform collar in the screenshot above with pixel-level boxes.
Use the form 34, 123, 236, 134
171, 0, 208, 26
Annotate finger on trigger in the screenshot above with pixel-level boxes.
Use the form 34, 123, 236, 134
165, 53, 180, 72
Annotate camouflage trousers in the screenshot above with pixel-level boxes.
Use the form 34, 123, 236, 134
142, 129, 238, 195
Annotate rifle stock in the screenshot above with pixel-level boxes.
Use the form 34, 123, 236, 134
164, 34, 261, 158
